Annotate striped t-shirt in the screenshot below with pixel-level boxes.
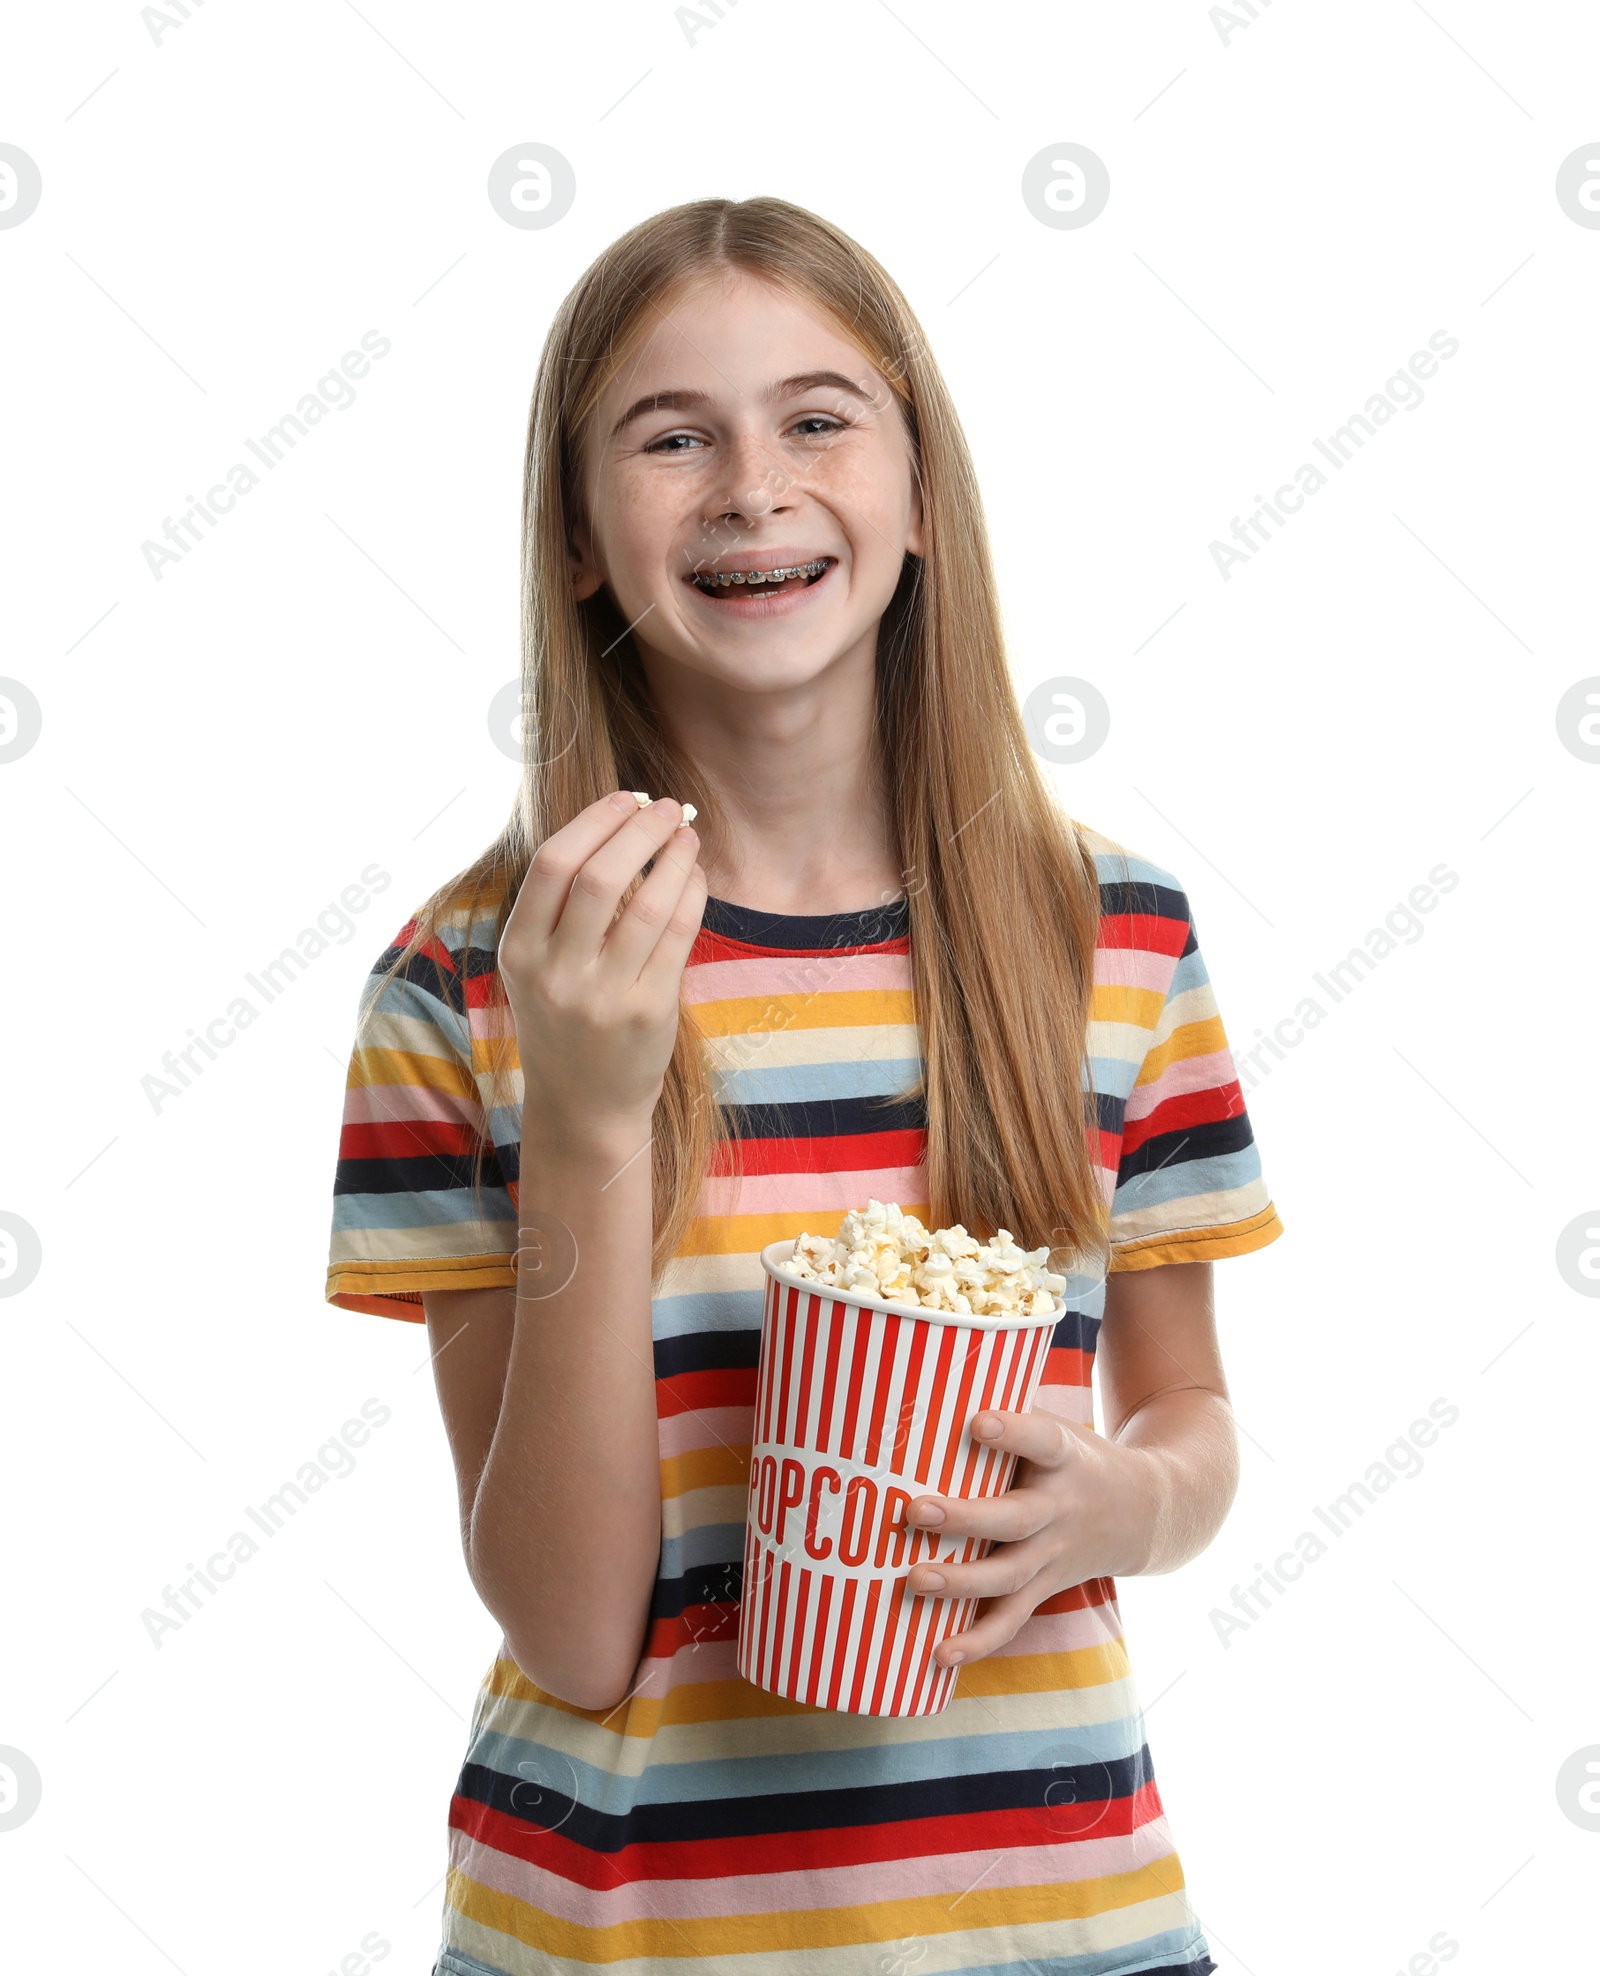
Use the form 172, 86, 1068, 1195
325, 821, 1283, 1976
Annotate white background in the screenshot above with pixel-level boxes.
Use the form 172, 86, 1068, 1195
3, 2, 1598, 1971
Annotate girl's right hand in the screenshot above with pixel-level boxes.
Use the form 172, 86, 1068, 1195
498, 792, 707, 1137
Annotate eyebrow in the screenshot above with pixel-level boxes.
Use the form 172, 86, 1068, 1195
609, 370, 878, 438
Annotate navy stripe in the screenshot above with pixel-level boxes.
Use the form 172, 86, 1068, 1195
457, 1750, 1156, 1846
369, 944, 468, 1017
332, 1150, 510, 1197
1095, 877, 1189, 926
1118, 1111, 1255, 1182
722, 1092, 927, 1141
651, 1559, 745, 1620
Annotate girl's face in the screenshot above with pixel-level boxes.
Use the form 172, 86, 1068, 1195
570, 269, 924, 693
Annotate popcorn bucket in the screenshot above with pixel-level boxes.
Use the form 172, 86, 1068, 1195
736, 1238, 1065, 1718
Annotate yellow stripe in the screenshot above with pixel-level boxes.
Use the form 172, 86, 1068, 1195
1131, 1013, 1228, 1088
691, 988, 916, 1039
1089, 981, 1165, 1030
448, 1852, 1187, 1960
326, 1255, 516, 1297
660, 1443, 748, 1501
482, 1634, 1132, 1739
467, 1033, 521, 1079
677, 1205, 934, 1261
345, 1043, 477, 1097
1109, 1202, 1283, 1272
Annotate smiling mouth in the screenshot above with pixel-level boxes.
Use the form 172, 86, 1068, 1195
688, 557, 834, 599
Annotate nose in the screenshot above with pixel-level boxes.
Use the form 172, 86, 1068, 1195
706, 425, 800, 528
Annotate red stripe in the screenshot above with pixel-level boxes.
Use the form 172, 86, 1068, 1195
861, 1313, 904, 1467
814, 1300, 847, 1455
463, 974, 509, 1013
643, 1596, 745, 1660
451, 1776, 1170, 1886
690, 926, 910, 964
1040, 1345, 1092, 1389
705, 1127, 926, 1180
804, 1573, 834, 1709
906, 1517, 940, 1571
979, 1329, 1034, 1495
770, 1559, 793, 1692
846, 1579, 882, 1713
975, 1331, 1026, 1496
953, 1331, 1011, 1499
756, 1539, 776, 1684
888, 1320, 930, 1472
912, 1324, 959, 1485
933, 1331, 985, 1496
969, 1332, 1008, 1498
886, 1581, 930, 1717
785, 1565, 811, 1698
656, 1369, 755, 1417
773, 1287, 803, 1445
826, 1577, 858, 1711
1096, 910, 1187, 958
415, 929, 461, 976
907, 1615, 936, 1716
790, 1294, 823, 1451
339, 1118, 478, 1160
759, 1283, 790, 1445
1033, 1571, 1121, 1619
866, 1577, 907, 1716
1120, 1079, 1244, 1157
836, 1307, 874, 1461
915, 1599, 962, 1714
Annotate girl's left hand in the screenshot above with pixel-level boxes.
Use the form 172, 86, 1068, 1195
903, 1408, 1163, 1667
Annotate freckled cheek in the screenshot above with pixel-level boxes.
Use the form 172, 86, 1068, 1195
593, 476, 691, 595
811, 451, 917, 570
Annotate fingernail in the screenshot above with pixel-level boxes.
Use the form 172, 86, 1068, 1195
610, 791, 639, 812
974, 1414, 1001, 1439
919, 1572, 945, 1592
943, 1647, 964, 1665
912, 1502, 944, 1526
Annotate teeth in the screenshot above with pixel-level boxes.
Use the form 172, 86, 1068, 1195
693, 558, 830, 590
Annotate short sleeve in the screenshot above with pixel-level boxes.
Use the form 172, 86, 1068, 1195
1106, 870, 1283, 1273
325, 914, 519, 1322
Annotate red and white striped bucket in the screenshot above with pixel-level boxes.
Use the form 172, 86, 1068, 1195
736, 1238, 1063, 1718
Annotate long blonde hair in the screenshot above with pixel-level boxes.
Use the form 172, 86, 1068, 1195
376, 196, 1110, 1282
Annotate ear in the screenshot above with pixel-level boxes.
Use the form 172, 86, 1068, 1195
568, 511, 604, 602
905, 475, 925, 560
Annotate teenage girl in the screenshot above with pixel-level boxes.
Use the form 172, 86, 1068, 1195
327, 196, 1283, 1976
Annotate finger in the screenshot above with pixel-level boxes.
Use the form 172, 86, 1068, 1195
609, 828, 708, 989
511, 790, 660, 945
933, 1584, 1041, 1668
907, 1534, 1049, 1603
545, 797, 692, 960
902, 1481, 1050, 1546
963, 1407, 1073, 1472
636, 857, 709, 1002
